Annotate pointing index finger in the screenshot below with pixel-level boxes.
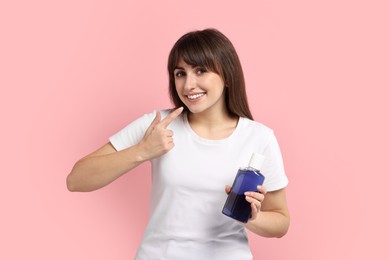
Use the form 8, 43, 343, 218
160, 107, 184, 128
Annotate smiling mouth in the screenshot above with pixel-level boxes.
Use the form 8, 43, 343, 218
187, 93, 206, 100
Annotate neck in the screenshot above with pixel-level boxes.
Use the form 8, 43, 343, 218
187, 108, 236, 127
187, 109, 239, 140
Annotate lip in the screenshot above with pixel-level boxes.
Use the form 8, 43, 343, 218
186, 92, 206, 102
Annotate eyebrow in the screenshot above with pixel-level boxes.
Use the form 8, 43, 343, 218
174, 66, 184, 70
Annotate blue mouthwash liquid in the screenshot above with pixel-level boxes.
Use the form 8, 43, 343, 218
222, 153, 265, 223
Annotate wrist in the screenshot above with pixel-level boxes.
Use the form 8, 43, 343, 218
133, 143, 150, 163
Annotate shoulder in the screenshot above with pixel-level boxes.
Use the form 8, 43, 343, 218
131, 108, 185, 126
236, 117, 278, 150
159, 108, 173, 118
240, 117, 274, 136
139, 108, 175, 122
160, 108, 186, 125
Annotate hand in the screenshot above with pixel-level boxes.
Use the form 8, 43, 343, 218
224, 185, 267, 221
245, 185, 267, 221
138, 107, 183, 160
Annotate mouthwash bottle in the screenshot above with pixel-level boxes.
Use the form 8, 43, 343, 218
222, 153, 265, 223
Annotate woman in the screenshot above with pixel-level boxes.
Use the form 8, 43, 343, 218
67, 28, 289, 259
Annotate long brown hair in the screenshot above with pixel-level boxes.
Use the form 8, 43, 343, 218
167, 28, 253, 120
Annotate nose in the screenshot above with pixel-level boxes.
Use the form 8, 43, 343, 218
184, 73, 196, 91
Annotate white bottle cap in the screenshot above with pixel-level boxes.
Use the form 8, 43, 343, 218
248, 153, 265, 171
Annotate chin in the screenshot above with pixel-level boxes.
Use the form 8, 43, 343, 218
187, 106, 209, 114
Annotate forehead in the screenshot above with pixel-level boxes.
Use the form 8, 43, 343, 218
175, 58, 194, 69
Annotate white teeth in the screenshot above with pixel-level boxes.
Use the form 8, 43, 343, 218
187, 93, 205, 100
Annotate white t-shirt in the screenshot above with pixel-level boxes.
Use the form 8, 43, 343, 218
109, 110, 288, 260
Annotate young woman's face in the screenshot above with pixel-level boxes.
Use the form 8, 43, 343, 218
174, 59, 226, 115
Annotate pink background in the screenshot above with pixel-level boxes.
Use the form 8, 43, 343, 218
1, 0, 389, 259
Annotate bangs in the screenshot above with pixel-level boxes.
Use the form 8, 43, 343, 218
169, 33, 222, 75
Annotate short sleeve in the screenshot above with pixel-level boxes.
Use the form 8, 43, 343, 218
109, 111, 157, 151
261, 131, 289, 192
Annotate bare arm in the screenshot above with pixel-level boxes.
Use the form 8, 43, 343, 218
66, 142, 146, 192
66, 107, 183, 192
244, 187, 290, 238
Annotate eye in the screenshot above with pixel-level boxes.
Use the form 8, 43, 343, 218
175, 70, 185, 78
196, 67, 207, 75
